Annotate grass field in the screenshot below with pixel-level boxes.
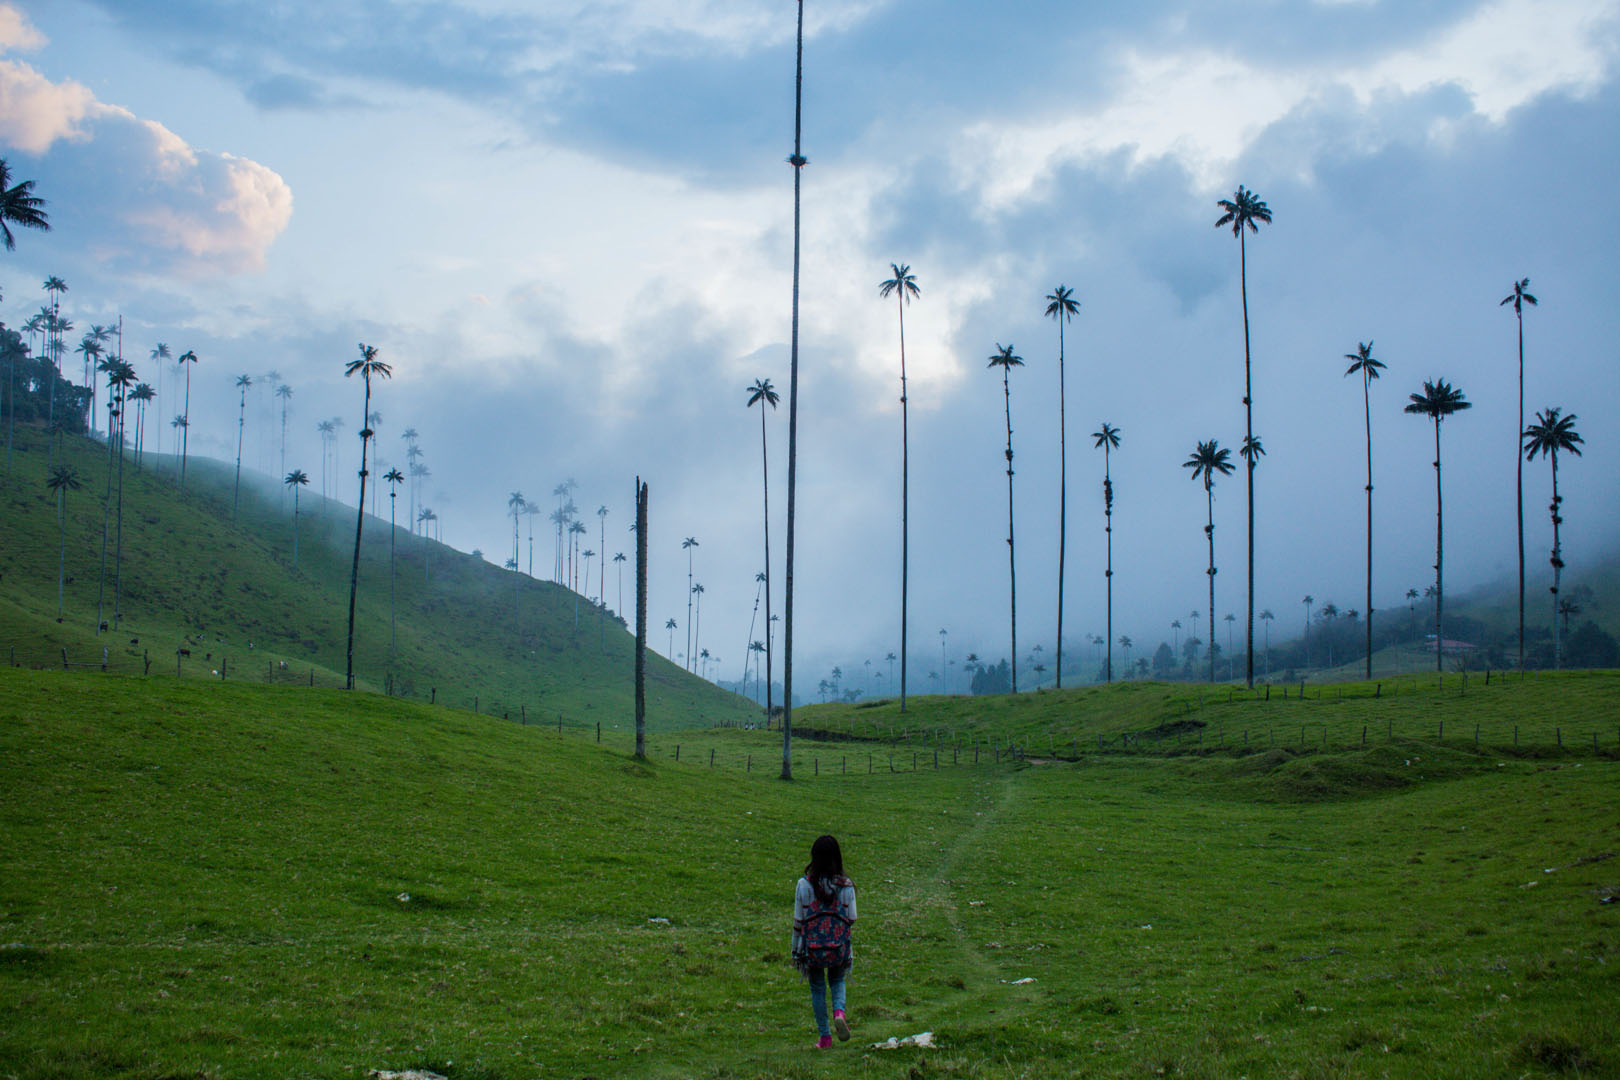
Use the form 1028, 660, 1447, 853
3, 668, 1617, 1078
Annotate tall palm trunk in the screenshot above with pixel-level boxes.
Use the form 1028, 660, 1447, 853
292, 486, 301, 566
634, 479, 648, 760
389, 491, 398, 653
1239, 228, 1255, 687
56, 487, 68, 616
1205, 480, 1217, 683
1515, 310, 1525, 669
897, 288, 910, 712
180, 364, 191, 491
346, 377, 374, 690
1549, 451, 1564, 669
95, 394, 114, 634
233, 386, 246, 517
1056, 315, 1067, 688
780, 0, 805, 780
1361, 369, 1374, 679
758, 399, 774, 722
1432, 418, 1444, 673
1001, 365, 1018, 693
1103, 444, 1113, 683
112, 367, 128, 629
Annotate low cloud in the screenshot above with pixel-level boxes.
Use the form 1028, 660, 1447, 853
0, 4, 291, 276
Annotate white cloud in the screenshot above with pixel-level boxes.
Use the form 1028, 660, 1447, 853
0, 3, 292, 275
949, 0, 1620, 208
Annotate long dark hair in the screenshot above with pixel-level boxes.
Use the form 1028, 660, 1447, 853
804, 834, 846, 901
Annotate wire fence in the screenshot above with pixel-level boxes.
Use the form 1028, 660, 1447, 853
7, 643, 1618, 771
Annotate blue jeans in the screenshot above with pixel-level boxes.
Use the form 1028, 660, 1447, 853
807, 966, 847, 1037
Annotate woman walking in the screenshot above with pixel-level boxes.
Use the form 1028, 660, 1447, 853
792, 835, 858, 1049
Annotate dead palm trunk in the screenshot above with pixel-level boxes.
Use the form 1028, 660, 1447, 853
780, 0, 806, 780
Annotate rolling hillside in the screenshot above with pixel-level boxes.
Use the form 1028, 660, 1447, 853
0, 428, 752, 730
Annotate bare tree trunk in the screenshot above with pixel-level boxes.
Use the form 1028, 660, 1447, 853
781, 0, 805, 781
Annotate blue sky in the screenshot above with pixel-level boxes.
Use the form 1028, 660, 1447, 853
3, 0, 1618, 690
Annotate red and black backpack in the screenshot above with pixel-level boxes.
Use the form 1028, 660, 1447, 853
802, 877, 853, 969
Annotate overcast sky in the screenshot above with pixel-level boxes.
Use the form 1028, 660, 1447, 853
3, 0, 1617, 692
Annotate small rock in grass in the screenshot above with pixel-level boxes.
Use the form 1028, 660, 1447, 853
869, 1032, 935, 1050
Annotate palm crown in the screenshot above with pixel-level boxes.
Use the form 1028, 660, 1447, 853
878, 263, 920, 304
0, 159, 50, 250
746, 378, 778, 410
1404, 379, 1471, 421
987, 343, 1023, 373
1044, 284, 1080, 322
1500, 278, 1537, 314
1184, 440, 1235, 488
1343, 341, 1384, 380
1522, 407, 1582, 462
1093, 423, 1120, 451
1214, 185, 1272, 236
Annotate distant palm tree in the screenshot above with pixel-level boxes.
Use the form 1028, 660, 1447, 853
1118, 635, 1133, 674
1215, 184, 1272, 688
1523, 407, 1582, 668
1184, 439, 1235, 682
316, 419, 337, 498
596, 505, 609, 602
1301, 595, 1313, 664
692, 582, 705, 672
147, 343, 170, 463
0, 159, 50, 252
385, 467, 405, 650
1320, 602, 1339, 669
666, 616, 678, 659
781, 0, 809, 781
275, 383, 293, 482
1045, 284, 1081, 688
1259, 609, 1275, 678
1223, 612, 1237, 675
614, 552, 627, 614
989, 343, 1025, 691
1405, 379, 1471, 671
1502, 278, 1538, 670
682, 536, 700, 671
285, 470, 309, 566
176, 349, 197, 490
74, 335, 102, 431
42, 277, 68, 439
885, 650, 897, 692
1093, 422, 1121, 681
1343, 341, 1385, 678
746, 376, 780, 721
344, 343, 393, 690
879, 263, 920, 711
128, 383, 154, 467
47, 464, 80, 617
233, 374, 253, 516
508, 491, 526, 570
1171, 618, 1182, 654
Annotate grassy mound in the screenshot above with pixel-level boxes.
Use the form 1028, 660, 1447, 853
3, 669, 1618, 1078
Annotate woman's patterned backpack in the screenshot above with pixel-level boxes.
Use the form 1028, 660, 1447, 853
802, 877, 853, 970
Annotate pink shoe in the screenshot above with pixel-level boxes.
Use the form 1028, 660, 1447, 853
833, 1010, 850, 1041
814, 1035, 834, 1050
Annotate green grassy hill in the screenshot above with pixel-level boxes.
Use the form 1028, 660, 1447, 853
2, 669, 1617, 1078
0, 429, 750, 730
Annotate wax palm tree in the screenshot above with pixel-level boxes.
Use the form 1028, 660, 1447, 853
1118, 636, 1133, 674
1501, 278, 1538, 670
614, 551, 627, 614
1093, 422, 1121, 681
275, 383, 293, 482
129, 383, 154, 467
1184, 439, 1235, 682
231, 374, 253, 516
1301, 595, 1313, 664
1523, 407, 1583, 668
682, 536, 700, 671
596, 505, 609, 601
666, 617, 678, 659
1342, 341, 1385, 678
344, 343, 393, 690
105, 358, 136, 629
692, 582, 705, 671
176, 349, 197, 490
1405, 379, 1471, 672
74, 336, 102, 432
1259, 609, 1275, 678
990, 343, 1025, 692
507, 491, 526, 570
47, 464, 80, 617
746, 376, 780, 718
147, 343, 170, 463
285, 469, 309, 566
42, 277, 67, 438
781, 0, 808, 779
1215, 185, 1272, 687
385, 467, 405, 650
1045, 284, 1081, 687
878, 263, 920, 711
1320, 602, 1339, 669
316, 419, 337, 498
0, 159, 50, 252
1171, 619, 1182, 654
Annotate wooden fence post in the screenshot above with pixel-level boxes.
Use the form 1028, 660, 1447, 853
676, 745, 681, 762
62, 647, 69, 670
710, 748, 715, 767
